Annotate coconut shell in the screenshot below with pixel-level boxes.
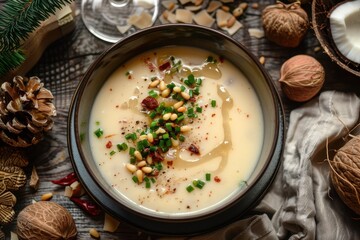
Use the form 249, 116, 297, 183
330, 136, 360, 215
17, 201, 77, 240
312, 0, 360, 77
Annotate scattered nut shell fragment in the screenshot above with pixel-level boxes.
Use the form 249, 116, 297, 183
194, 10, 215, 27
89, 228, 100, 239
29, 165, 40, 191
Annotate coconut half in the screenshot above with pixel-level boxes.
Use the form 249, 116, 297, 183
330, 0, 360, 64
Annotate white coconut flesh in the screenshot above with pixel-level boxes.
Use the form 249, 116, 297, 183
329, 0, 360, 64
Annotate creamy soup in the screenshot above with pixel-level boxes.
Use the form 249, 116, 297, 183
89, 46, 264, 216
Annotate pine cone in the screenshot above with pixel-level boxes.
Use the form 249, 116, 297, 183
0, 76, 56, 147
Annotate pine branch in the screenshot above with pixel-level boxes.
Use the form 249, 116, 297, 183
0, 0, 73, 52
0, 49, 25, 77
0, 0, 73, 78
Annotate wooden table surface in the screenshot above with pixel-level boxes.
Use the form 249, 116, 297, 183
2, 0, 360, 239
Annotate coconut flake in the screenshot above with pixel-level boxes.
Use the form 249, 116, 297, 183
216, 9, 232, 28
248, 28, 265, 38
161, 10, 177, 23
128, 11, 153, 29
207, 1, 222, 13
185, 5, 203, 11
175, 9, 193, 23
193, 10, 215, 27
116, 24, 132, 34
161, 0, 178, 11
221, 20, 243, 35
179, 0, 192, 4
136, 0, 155, 9
220, 0, 234, 3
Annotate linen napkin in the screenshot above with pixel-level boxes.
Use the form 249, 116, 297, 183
162, 90, 360, 240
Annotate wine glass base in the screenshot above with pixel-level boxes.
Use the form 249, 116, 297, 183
81, 0, 159, 43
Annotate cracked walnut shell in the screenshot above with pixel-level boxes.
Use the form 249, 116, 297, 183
262, 1, 309, 47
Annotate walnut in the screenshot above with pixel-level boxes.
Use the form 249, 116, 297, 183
262, 1, 309, 47
17, 201, 77, 240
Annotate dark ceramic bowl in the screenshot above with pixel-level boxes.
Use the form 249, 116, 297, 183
312, 0, 360, 77
68, 24, 284, 236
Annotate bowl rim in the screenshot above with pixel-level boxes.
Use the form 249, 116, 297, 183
68, 23, 285, 236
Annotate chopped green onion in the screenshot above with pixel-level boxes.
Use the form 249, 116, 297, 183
117, 143, 128, 151
150, 177, 156, 183
125, 132, 137, 141
94, 128, 103, 138
110, 150, 116, 156
186, 185, 195, 192
148, 90, 158, 98
211, 99, 217, 107
167, 82, 175, 89
196, 106, 202, 113
194, 180, 205, 189
165, 122, 173, 131
196, 78, 202, 86
149, 111, 157, 119
132, 176, 139, 183
206, 173, 211, 181
95, 121, 100, 125
179, 135, 185, 142
129, 147, 136, 156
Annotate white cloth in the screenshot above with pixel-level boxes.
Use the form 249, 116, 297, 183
163, 91, 360, 240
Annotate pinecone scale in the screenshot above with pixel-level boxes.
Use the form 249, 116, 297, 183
0, 76, 56, 147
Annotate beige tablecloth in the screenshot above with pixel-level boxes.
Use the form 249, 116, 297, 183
164, 90, 360, 240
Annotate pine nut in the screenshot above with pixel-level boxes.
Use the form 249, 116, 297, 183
139, 134, 148, 140
41, 192, 53, 201
180, 125, 191, 132
161, 88, 171, 98
137, 160, 147, 168
134, 150, 143, 161
170, 113, 178, 121
259, 56, 265, 65
149, 79, 160, 88
239, 2, 248, 10
173, 86, 181, 93
126, 163, 137, 173
163, 112, 171, 120
89, 228, 100, 239
252, 3, 259, 9
181, 91, 190, 100
233, 7, 243, 17
159, 81, 166, 91
146, 155, 153, 165
142, 166, 153, 174
173, 101, 184, 109
156, 127, 166, 134
177, 106, 186, 112
147, 133, 154, 143
171, 138, 179, 147
136, 169, 144, 183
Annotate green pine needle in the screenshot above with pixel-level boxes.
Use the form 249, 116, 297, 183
0, 0, 73, 77
0, 49, 26, 77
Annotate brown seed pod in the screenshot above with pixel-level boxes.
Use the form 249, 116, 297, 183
329, 136, 360, 215
17, 201, 77, 240
279, 55, 325, 102
262, 1, 309, 47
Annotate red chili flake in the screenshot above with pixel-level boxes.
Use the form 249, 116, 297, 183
145, 59, 157, 71
211, 114, 216, 117
51, 172, 78, 186
219, 56, 225, 63
167, 161, 173, 166
106, 141, 112, 148
151, 150, 164, 162
141, 96, 159, 110
188, 97, 196, 103
159, 61, 171, 71
128, 75, 132, 79
214, 176, 221, 183
188, 144, 200, 155
70, 197, 102, 216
